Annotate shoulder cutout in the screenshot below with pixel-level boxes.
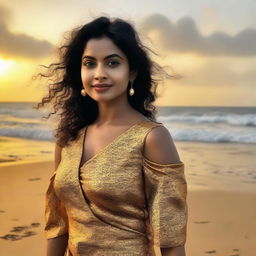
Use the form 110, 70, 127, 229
143, 125, 181, 165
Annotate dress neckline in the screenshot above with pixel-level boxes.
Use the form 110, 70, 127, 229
79, 119, 154, 169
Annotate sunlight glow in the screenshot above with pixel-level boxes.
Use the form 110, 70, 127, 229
0, 59, 15, 76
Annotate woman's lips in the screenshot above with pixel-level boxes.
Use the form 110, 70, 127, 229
92, 84, 112, 87
92, 84, 112, 92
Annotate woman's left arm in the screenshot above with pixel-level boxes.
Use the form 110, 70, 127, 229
161, 246, 186, 256
143, 125, 188, 256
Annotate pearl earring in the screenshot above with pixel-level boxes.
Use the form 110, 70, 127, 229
129, 81, 135, 96
81, 88, 87, 96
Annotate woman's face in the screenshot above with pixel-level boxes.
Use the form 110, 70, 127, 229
81, 36, 135, 102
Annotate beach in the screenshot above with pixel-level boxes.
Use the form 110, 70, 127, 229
1, 103, 256, 255
0, 141, 255, 256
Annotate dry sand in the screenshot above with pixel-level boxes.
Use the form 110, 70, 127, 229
0, 160, 255, 256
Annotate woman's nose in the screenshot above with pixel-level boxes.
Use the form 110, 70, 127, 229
94, 64, 107, 80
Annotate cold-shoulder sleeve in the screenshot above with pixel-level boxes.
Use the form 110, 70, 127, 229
44, 171, 69, 239
142, 157, 188, 248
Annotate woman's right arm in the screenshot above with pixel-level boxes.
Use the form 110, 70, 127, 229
47, 233, 69, 256
46, 143, 69, 256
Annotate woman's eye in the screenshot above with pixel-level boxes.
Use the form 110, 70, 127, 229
83, 61, 95, 67
82, 60, 119, 68
108, 60, 119, 67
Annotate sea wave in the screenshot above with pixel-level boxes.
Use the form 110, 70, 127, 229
158, 113, 256, 127
0, 126, 55, 141
0, 104, 50, 119
169, 127, 256, 144
1, 125, 255, 144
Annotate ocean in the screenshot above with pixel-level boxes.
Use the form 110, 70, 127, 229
0, 102, 256, 192
1, 102, 255, 143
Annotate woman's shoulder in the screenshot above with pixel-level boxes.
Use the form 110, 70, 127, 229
137, 117, 166, 138
142, 122, 181, 164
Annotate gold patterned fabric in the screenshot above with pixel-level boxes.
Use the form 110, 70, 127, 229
44, 120, 188, 256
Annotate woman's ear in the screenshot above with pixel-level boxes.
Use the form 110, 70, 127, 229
129, 70, 138, 81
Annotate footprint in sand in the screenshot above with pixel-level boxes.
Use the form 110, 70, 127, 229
0, 210, 5, 213
194, 221, 210, 224
205, 250, 216, 254
0, 234, 22, 241
21, 231, 37, 237
27, 177, 41, 181
0, 222, 40, 241
10, 225, 29, 232
31, 222, 40, 227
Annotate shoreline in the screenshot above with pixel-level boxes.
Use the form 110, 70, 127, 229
1, 135, 256, 163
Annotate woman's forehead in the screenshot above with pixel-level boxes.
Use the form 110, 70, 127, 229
82, 37, 125, 58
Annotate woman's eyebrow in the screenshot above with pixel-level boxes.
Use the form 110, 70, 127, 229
82, 54, 123, 60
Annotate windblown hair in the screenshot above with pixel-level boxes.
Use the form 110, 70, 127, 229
33, 16, 172, 147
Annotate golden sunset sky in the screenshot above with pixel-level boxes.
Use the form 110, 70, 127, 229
0, 0, 255, 106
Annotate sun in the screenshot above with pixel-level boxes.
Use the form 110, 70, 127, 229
0, 59, 15, 76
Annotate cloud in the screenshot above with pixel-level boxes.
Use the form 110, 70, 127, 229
140, 14, 256, 57
0, 5, 54, 60
188, 64, 256, 87
0, 4, 11, 26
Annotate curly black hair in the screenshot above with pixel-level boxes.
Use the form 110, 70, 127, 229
33, 16, 174, 147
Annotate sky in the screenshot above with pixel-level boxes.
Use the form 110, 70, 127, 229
0, 0, 255, 106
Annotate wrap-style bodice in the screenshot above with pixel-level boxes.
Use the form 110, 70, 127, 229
44, 120, 188, 256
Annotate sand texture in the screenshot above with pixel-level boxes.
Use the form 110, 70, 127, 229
0, 160, 255, 256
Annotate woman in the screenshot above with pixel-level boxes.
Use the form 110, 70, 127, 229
34, 16, 187, 256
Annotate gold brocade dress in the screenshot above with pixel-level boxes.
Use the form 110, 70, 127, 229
44, 120, 188, 256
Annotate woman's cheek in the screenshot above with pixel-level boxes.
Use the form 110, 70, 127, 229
81, 71, 90, 85
113, 68, 128, 81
